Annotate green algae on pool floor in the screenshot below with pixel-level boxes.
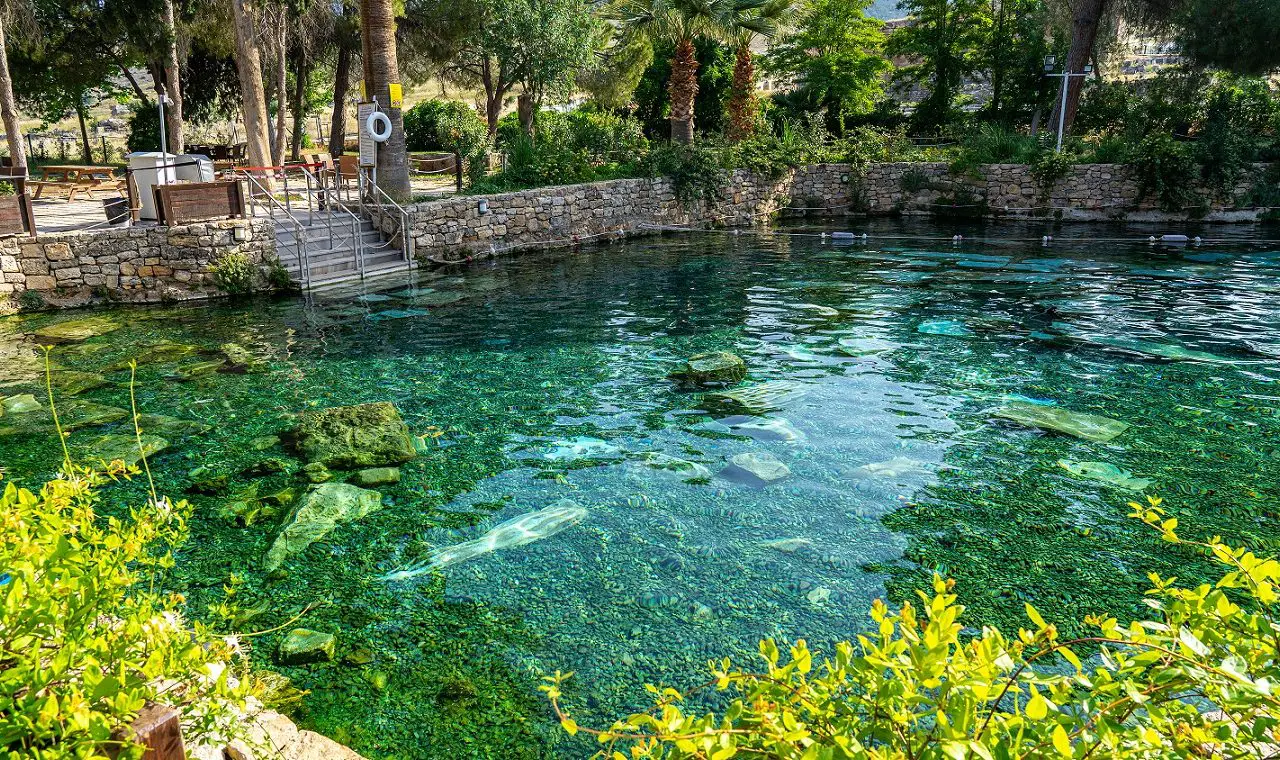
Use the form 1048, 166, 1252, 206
1, 218, 1279, 758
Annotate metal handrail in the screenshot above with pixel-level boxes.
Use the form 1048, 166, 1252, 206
235, 168, 312, 290
359, 169, 413, 276
293, 162, 367, 279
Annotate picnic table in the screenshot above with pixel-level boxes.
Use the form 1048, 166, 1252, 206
30, 165, 125, 202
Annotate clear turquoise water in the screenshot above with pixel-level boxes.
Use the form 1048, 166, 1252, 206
2, 219, 1279, 758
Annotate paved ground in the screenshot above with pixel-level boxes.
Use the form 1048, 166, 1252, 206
29, 174, 458, 235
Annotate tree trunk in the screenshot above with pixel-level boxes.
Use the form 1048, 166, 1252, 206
271, 18, 287, 166
116, 56, 152, 107
76, 103, 93, 164
290, 43, 307, 160
161, 0, 185, 154
668, 37, 698, 144
360, 0, 411, 200
1049, 0, 1108, 136
229, 0, 272, 174
0, 19, 26, 169
517, 91, 534, 137
726, 42, 756, 142
329, 36, 351, 156
480, 55, 503, 139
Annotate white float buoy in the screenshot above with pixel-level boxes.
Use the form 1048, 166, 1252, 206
831, 231, 856, 240
1160, 234, 1189, 244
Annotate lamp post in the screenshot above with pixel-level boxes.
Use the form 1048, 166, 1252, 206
157, 87, 173, 186
1044, 56, 1093, 152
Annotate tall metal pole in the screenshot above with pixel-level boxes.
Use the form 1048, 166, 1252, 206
1055, 75, 1070, 152
158, 89, 170, 186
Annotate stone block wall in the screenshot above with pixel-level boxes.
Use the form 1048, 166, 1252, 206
387, 165, 853, 263
0, 219, 278, 312
860, 162, 1265, 220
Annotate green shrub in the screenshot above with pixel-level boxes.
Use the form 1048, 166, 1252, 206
126, 102, 161, 153
1126, 133, 1202, 211
0, 467, 251, 758
210, 252, 256, 295
17, 288, 45, 310
564, 109, 648, 163
403, 100, 489, 158
899, 167, 933, 193
265, 257, 293, 291
1030, 149, 1076, 197
949, 124, 1041, 177
640, 144, 725, 205
547, 497, 1280, 758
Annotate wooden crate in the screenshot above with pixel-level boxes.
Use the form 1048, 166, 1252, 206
0, 192, 35, 236
154, 181, 247, 225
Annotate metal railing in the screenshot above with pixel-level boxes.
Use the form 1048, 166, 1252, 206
235, 167, 313, 290
236, 162, 375, 288
292, 162, 367, 279
358, 168, 413, 280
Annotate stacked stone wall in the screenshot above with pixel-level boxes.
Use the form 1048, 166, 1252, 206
0, 219, 277, 311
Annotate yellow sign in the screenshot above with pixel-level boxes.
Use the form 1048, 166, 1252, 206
359, 80, 366, 99
388, 83, 403, 109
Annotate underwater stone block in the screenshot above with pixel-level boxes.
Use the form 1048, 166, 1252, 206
668, 352, 747, 388
263, 482, 382, 571
351, 467, 400, 487
82, 433, 169, 468
725, 452, 792, 483
992, 402, 1130, 443
277, 629, 336, 665
289, 402, 417, 469
32, 315, 121, 343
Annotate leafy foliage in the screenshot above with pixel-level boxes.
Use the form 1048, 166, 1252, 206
885, 0, 992, 132
641, 143, 725, 204
763, 0, 888, 134
404, 100, 493, 185
1125, 133, 1201, 212
632, 39, 737, 139
0, 466, 251, 759
547, 498, 1280, 758
210, 252, 257, 295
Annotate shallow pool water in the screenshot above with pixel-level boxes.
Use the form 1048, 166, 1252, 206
3, 219, 1280, 758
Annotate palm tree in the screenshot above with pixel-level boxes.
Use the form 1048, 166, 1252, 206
612, 0, 770, 144
725, 0, 791, 141
360, 0, 410, 200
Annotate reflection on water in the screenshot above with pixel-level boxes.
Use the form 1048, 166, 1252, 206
2, 219, 1279, 757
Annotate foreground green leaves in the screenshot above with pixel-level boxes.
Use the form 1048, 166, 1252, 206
0, 469, 251, 759
549, 496, 1280, 758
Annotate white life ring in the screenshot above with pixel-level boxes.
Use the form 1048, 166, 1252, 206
366, 111, 393, 143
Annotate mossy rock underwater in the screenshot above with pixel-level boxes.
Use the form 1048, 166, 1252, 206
287, 402, 417, 469
991, 401, 1130, 443
263, 481, 383, 571
668, 352, 748, 388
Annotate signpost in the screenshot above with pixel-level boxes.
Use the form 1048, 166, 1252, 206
356, 101, 376, 169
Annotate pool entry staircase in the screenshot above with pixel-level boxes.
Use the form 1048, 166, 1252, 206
237, 162, 413, 292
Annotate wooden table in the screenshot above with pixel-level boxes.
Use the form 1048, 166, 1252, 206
31, 165, 124, 201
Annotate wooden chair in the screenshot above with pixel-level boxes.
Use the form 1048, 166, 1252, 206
337, 154, 359, 198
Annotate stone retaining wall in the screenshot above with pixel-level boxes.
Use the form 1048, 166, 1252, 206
0, 219, 278, 312
390, 160, 1268, 265
384, 165, 851, 263
860, 162, 1265, 221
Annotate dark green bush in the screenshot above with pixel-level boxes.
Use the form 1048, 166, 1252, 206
404, 100, 488, 153
640, 144, 725, 205
1126, 132, 1201, 211
126, 102, 161, 153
